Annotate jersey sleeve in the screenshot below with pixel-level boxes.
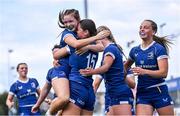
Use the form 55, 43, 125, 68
155, 45, 168, 60
128, 47, 135, 61
32, 78, 40, 90
45, 68, 55, 85
62, 29, 76, 41
104, 46, 116, 60
9, 83, 17, 95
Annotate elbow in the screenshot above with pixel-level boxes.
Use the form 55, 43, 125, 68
53, 51, 61, 60
53, 55, 59, 60
162, 72, 168, 78
52, 51, 60, 60
127, 81, 136, 89
160, 69, 168, 78
130, 83, 136, 89
98, 46, 104, 52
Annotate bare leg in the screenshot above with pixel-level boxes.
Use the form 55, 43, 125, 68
62, 102, 81, 115
81, 109, 93, 115
112, 104, 132, 115
49, 78, 70, 115
156, 105, 174, 115
136, 104, 154, 116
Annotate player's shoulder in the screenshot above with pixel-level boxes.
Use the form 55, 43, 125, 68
28, 77, 38, 82
153, 42, 165, 49
130, 44, 141, 53
105, 43, 117, 51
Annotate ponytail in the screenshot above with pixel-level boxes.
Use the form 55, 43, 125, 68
97, 26, 127, 60
153, 35, 173, 55
144, 19, 173, 55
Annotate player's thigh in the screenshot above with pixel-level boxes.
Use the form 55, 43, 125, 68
112, 104, 132, 115
81, 109, 93, 115
136, 104, 154, 115
52, 78, 69, 97
156, 105, 174, 115
62, 102, 81, 115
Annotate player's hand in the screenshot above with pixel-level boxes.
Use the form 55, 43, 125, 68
44, 98, 52, 105
7, 102, 14, 109
31, 104, 39, 113
131, 67, 146, 76
79, 67, 93, 76
96, 30, 110, 40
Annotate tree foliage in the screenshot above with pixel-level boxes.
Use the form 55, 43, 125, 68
0, 92, 8, 115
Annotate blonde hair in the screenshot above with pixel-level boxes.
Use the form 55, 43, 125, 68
97, 26, 127, 59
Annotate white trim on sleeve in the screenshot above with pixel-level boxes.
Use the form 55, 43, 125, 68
157, 55, 169, 60
104, 52, 115, 59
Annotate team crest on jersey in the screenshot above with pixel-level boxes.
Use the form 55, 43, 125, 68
31, 82, 36, 88
147, 51, 154, 59
18, 86, 23, 90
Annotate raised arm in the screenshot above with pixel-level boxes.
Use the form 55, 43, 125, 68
64, 30, 110, 49
75, 40, 104, 55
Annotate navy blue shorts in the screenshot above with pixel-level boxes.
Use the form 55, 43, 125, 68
110, 95, 134, 107
69, 81, 95, 111
136, 85, 174, 109
18, 106, 41, 115
46, 65, 70, 83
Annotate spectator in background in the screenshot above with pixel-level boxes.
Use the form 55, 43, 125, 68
6, 63, 41, 115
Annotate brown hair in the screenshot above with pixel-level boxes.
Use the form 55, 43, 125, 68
16, 63, 27, 71
58, 9, 80, 28
79, 19, 97, 37
145, 19, 173, 55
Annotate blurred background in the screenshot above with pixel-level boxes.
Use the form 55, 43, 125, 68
0, 0, 180, 115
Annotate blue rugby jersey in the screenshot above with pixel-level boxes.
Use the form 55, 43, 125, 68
9, 78, 40, 107
102, 43, 131, 97
58, 29, 78, 65
129, 41, 168, 89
